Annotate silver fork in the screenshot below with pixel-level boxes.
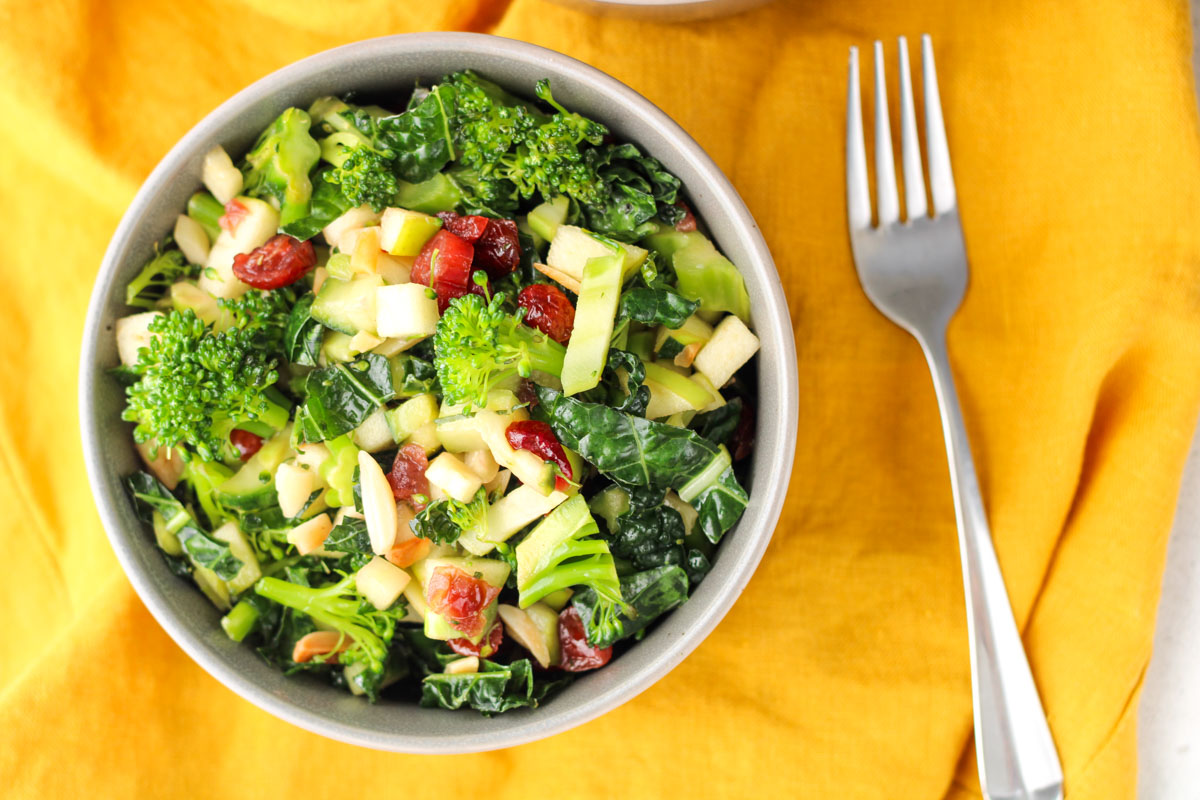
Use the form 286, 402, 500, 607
846, 36, 1063, 800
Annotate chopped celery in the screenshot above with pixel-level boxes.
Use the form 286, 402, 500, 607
561, 254, 624, 395
396, 173, 464, 213
671, 237, 751, 323
187, 192, 224, 241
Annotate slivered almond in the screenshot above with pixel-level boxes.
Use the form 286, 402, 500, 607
359, 450, 398, 554
533, 262, 582, 294
444, 656, 480, 675
674, 342, 703, 369
292, 631, 351, 663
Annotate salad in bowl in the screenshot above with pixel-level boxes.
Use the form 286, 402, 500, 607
114, 70, 761, 714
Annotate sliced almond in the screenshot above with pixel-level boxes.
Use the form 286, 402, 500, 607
533, 261, 582, 294
286, 513, 333, 555
292, 630, 351, 664
359, 450, 398, 554
498, 603, 551, 669
444, 656, 480, 675
312, 266, 328, 295
674, 342, 703, 369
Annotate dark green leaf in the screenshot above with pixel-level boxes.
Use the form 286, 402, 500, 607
324, 516, 373, 555
279, 171, 354, 241
536, 386, 747, 542
176, 524, 243, 581
296, 354, 395, 442
689, 398, 743, 448
378, 85, 457, 183
572, 565, 689, 648
618, 287, 698, 328
419, 659, 567, 715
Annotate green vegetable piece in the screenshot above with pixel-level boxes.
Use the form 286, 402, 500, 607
321, 330, 356, 363
671, 236, 751, 323
572, 565, 689, 648
641, 228, 703, 261
411, 489, 489, 546
220, 598, 260, 642
561, 254, 623, 395
642, 361, 714, 414
384, 393, 439, 444
526, 195, 570, 242
187, 191, 225, 241
295, 354, 394, 443
536, 386, 749, 543
380, 207, 443, 256
215, 428, 292, 511
433, 293, 566, 408
122, 308, 292, 463
419, 658, 564, 716
311, 274, 383, 335
241, 108, 322, 226
396, 173, 464, 214
284, 294, 323, 367
255, 574, 402, 684
619, 287, 699, 330
319, 434, 360, 506
125, 247, 196, 310
280, 173, 354, 241
514, 495, 627, 647
625, 330, 655, 361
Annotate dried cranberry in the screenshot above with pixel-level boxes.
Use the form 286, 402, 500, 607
505, 420, 572, 484
436, 211, 490, 243
426, 566, 501, 640
218, 199, 249, 234
674, 201, 697, 233
516, 378, 540, 409
517, 284, 575, 345
229, 429, 263, 461
730, 397, 756, 461
558, 606, 612, 672
474, 218, 521, 279
448, 622, 504, 659
412, 229, 475, 312
231, 234, 316, 289
387, 444, 430, 507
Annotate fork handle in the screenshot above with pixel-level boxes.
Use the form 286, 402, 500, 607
921, 330, 1064, 800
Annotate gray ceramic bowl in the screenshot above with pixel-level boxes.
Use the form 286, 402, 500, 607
80, 33, 797, 753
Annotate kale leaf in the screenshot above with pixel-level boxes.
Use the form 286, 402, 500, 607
535, 386, 748, 542
689, 397, 743, 448
280, 171, 354, 241
419, 658, 567, 715
572, 565, 689, 649
283, 294, 324, 367
617, 286, 699, 329
125, 472, 243, 580
379, 84, 458, 183
410, 488, 488, 545
295, 354, 395, 442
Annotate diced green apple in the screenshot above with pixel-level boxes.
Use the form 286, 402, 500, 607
693, 315, 761, 388
375, 282, 439, 339
380, 207, 443, 257
546, 225, 647, 283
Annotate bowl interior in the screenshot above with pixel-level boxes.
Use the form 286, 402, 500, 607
80, 32, 797, 753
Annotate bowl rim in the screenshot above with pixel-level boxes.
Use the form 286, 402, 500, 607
80, 31, 798, 753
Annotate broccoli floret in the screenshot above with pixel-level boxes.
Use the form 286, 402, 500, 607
323, 145, 398, 212
254, 574, 403, 688
122, 305, 291, 463
411, 488, 489, 545
444, 72, 608, 209
125, 245, 198, 309
242, 108, 322, 226
516, 495, 629, 646
433, 293, 566, 408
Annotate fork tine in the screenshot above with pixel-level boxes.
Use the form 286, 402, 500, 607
872, 41, 899, 226
846, 47, 871, 230
897, 36, 927, 221
922, 34, 957, 213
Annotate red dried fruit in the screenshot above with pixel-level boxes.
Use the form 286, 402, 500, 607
730, 397, 756, 461
231, 234, 316, 289
448, 622, 504, 659
474, 218, 521, 279
436, 211, 490, 243
426, 566, 502, 640
229, 429, 264, 461
218, 199, 249, 234
517, 284, 575, 345
558, 606, 612, 672
387, 444, 430, 508
505, 420, 572, 488
674, 201, 697, 233
411, 229, 475, 312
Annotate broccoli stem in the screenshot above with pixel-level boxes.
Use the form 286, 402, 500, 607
220, 599, 259, 642
187, 192, 224, 240
520, 555, 618, 608
254, 576, 389, 668
514, 324, 566, 377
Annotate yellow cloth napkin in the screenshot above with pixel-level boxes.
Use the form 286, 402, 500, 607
1, 0, 1198, 796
